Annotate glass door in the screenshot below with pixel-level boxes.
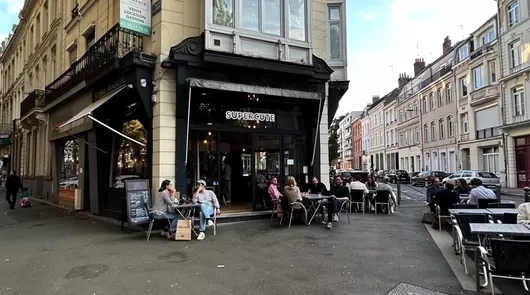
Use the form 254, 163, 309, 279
253, 134, 281, 210
283, 134, 307, 191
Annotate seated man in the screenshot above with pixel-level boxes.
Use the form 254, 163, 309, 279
192, 180, 221, 241
433, 182, 460, 228
322, 176, 349, 229
376, 179, 397, 214
517, 202, 530, 224
467, 178, 497, 204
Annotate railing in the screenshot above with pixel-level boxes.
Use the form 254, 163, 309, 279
44, 23, 144, 105
419, 65, 452, 91
470, 85, 499, 103
476, 127, 501, 139
507, 114, 530, 125
470, 48, 483, 60
460, 133, 470, 142
20, 89, 45, 118
509, 62, 530, 75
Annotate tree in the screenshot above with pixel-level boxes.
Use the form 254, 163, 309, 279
328, 115, 345, 164
213, 0, 233, 26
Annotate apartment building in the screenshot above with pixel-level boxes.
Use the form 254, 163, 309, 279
384, 87, 399, 170
366, 96, 386, 171
0, 0, 62, 191
497, 0, 530, 188
396, 59, 425, 173
337, 111, 354, 170
352, 114, 363, 169
453, 16, 505, 185
361, 105, 371, 171
418, 38, 458, 173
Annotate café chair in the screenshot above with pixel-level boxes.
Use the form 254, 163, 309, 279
453, 213, 489, 274
143, 201, 172, 242
279, 196, 307, 228
374, 191, 391, 215
349, 190, 365, 214
487, 203, 516, 209
478, 198, 499, 209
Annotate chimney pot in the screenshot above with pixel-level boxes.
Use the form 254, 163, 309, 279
443, 36, 452, 55
413, 58, 426, 77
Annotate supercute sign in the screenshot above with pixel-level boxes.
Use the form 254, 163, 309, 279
225, 111, 276, 122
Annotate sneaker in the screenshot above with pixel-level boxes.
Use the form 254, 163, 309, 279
326, 222, 332, 229
207, 220, 214, 227
197, 232, 205, 240
332, 214, 339, 222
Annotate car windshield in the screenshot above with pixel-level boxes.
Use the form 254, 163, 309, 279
478, 172, 497, 178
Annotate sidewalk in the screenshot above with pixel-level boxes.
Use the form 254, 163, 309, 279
501, 187, 527, 197
1, 200, 468, 295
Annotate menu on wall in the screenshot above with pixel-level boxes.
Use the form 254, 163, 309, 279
124, 179, 151, 225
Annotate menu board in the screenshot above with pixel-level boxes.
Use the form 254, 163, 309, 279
124, 179, 151, 225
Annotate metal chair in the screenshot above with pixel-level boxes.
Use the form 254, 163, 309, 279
478, 198, 500, 209
279, 196, 307, 228
349, 190, 365, 214
453, 213, 489, 274
435, 205, 452, 231
487, 203, 516, 209
476, 239, 530, 294
374, 190, 391, 215
335, 196, 351, 226
144, 202, 173, 242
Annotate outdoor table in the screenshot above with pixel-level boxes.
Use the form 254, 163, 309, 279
170, 203, 201, 236
303, 193, 329, 225
470, 223, 530, 246
448, 209, 490, 214
486, 208, 518, 215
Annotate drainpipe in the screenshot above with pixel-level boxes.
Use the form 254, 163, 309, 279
495, 4, 509, 187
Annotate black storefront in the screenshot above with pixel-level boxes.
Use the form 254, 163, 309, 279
163, 34, 348, 212
43, 25, 155, 218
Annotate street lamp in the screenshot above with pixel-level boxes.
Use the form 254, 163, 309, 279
404, 107, 424, 172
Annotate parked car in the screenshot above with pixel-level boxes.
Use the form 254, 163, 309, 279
442, 170, 500, 188
411, 171, 450, 186
384, 169, 410, 183
113, 175, 140, 188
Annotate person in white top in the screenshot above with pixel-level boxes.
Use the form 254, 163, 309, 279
349, 175, 369, 194
517, 202, 530, 224
467, 178, 497, 204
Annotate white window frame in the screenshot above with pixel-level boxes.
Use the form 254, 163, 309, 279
437, 88, 443, 107
509, 40, 522, 69
482, 147, 500, 174
430, 122, 436, 141
482, 30, 495, 45
439, 119, 445, 139
458, 44, 469, 61
461, 113, 469, 134
512, 85, 525, 117
460, 77, 468, 97
508, 0, 520, 27
415, 126, 419, 143
205, 0, 311, 45
447, 116, 454, 137
328, 4, 343, 61
429, 92, 435, 110
473, 65, 485, 90
423, 124, 428, 142
489, 61, 496, 83
446, 83, 452, 103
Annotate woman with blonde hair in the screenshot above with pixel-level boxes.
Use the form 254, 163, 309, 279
282, 176, 307, 225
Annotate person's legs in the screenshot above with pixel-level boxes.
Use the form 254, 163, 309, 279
224, 180, 231, 203
199, 203, 214, 232
5, 190, 12, 207
327, 197, 338, 223
164, 212, 179, 233
9, 191, 16, 209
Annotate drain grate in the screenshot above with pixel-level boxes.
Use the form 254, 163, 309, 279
386, 283, 450, 295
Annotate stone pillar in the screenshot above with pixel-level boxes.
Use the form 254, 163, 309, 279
319, 97, 330, 188
505, 135, 517, 188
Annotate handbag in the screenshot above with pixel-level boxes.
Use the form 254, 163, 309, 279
422, 212, 435, 224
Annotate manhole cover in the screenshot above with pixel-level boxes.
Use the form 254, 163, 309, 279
386, 283, 450, 295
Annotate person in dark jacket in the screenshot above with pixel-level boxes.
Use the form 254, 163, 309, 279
323, 176, 349, 229
308, 177, 327, 194
433, 182, 460, 216
5, 170, 23, 209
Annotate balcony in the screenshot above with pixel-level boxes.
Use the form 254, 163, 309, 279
44, 24, 144, 106
460, 133, 470, 142
475, 127, 501, 139
469, 85, 499, 106
509, 62, 530, 75
505, 113, 530, 126
20, 89, 45, 119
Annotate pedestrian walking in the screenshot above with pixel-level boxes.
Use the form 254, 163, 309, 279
5, 170, 23, 209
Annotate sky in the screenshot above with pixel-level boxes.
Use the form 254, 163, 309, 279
0, 0, 23, 41
339, 0, 498, 117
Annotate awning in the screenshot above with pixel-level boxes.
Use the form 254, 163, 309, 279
57, 85, 146, 147
57, 85, 127, 134
188, 78, 322, 100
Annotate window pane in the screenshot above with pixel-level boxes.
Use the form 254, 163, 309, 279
329, 23, 340, 59
241, 0, 259, 31
213, 0, 234, 27
329, 6, 340, 20
263, 0, 282, 36
288, 0, 306, 41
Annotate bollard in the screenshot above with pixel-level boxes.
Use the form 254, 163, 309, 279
396, 181, 401, 206
525, 187, 530, 203
494, 184, 502, 202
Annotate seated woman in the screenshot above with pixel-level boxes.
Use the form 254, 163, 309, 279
282, 176, 307, 224
152, 180, 180, 239
454, 178, 470, 195
268, 177, 283, 217
193, 180, 221, 241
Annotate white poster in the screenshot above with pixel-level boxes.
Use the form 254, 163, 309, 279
120, 0, 152, 36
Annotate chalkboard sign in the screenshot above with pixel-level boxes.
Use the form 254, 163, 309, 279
124, 179, 151, 226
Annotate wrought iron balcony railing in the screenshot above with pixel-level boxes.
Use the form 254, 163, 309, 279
475, 127, 501, 139
44, 23, 144, 105
20, 89, 45, 118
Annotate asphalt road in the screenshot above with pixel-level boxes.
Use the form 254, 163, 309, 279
0, 200, 467, 295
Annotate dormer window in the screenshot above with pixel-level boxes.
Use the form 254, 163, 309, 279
458, 44, 469, 61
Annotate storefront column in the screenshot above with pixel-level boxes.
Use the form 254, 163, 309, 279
174, 64, 189, 195
506, 136, 517, 188
318, 98, 329, 188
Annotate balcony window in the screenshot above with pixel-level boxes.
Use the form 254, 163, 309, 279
482, 147, 500, 174
473, 65, 485, 89
460, 77, 468, 97
84, 29, 96, 49
447, 116, 454, 137
460, 113, 469, 134
508, 0, 520, 27
446, 83, 452, 103
509, 40, 522, 69
328, 5, 342, 59
439, 119, 445, 139
430, 122, 436, 141
482, 30, 495, 45
512, 85, 525, 117
429, 92, 435, 110
437, 88, 443, 107
458, 44, 469, 61
489, 61, 496, 83
414, 102, 419, 116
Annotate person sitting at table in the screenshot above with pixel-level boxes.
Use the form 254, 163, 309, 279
517, 202, 530, 224
283, 176, 307, 224
193, 180, 221, 241
426, 178, 443, 204
454, 178, 470, 195
431, 182, 460, 228
467, 178, 497, 204
376, 178, 397, 214
152, 180, 180, 239
268, 177, 283, 217
366, 177, 377, 190
308, 177, 327, 194
350, 175, 369, 194
322, 176, 350, 229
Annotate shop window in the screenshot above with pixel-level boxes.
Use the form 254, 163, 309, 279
60, 139, 80, 189
110, 120, 148, 188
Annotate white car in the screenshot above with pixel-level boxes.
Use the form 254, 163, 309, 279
113, 175, 140, 188
442, 170, 500, 188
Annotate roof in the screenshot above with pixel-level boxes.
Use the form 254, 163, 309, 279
368, 88, 399, 111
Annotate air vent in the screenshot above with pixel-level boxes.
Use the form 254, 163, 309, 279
213, 39, 221, 46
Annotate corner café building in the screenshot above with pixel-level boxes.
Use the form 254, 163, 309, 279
162, 34, 348, 212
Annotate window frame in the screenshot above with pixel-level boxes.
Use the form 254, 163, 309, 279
439, 119, 445, 139
423, 124, 429, 143
458, 44, 469, 61
461, 113, 469, 134
512, 85, 525, 117
482, 30, 495, 45
446, 83, 452, 103
430, 121, 436, 141
447, 116, 454, 137
429, 92, 435, 110
508, 0, 520, 27
460, 76, 468, 97
473, 65, 485, 90
328, 4, 343, 61
509, 39, 522, 68
437, 88, 443, 107
489, 60, 496, 83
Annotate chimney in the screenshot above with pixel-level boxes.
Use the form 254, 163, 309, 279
413, 58, 426, 76
372, 95, 380, 103
443, 36, 452, 55
398, 73, 411, 89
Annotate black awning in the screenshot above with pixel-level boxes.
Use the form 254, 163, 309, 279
328, 80, 350, 126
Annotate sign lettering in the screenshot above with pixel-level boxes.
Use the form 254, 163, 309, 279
225, 111, 275, 122
120, 0, 152, 36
